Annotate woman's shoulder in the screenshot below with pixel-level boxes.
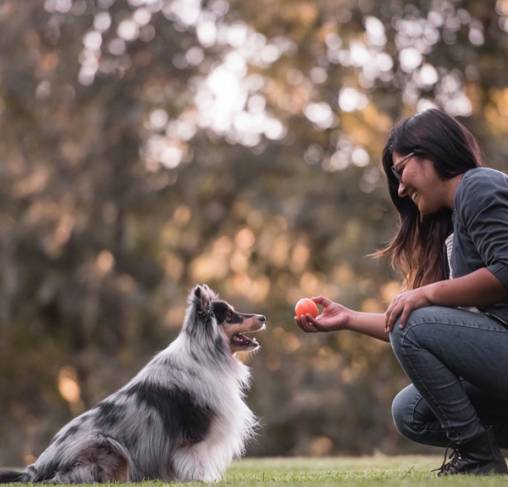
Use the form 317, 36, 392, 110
462, 166, 508, 184
458, 167, 508, 196
455, 167, 508, 216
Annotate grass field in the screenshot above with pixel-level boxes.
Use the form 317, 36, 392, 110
4, 456, 508, 486
216, 456, 508, 486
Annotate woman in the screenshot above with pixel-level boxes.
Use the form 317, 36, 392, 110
295, 109, 508, 476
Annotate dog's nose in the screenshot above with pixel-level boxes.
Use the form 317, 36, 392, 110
258, 315, 266, 322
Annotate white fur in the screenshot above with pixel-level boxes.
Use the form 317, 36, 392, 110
154, 334, 257, 482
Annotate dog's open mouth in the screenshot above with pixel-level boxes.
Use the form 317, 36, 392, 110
229, 322, 266, 352
231, 332, 259, 350
220, 312, 266, 353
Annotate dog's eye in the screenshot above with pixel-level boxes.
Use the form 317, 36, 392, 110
226, 311, 233, 322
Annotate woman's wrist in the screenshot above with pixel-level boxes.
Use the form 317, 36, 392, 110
346, 310, 388, 341
424, 281, 440, 305
346, 310, 363, 331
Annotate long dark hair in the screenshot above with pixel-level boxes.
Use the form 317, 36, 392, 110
378, 109, 482, 289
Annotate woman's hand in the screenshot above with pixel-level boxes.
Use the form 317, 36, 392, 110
385, 287, 432, 333
295, 296, 353, 333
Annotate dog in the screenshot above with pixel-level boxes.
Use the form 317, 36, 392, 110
0, 284, 266, 483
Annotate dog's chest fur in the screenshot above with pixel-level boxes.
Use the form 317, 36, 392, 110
160, 336, 256, 480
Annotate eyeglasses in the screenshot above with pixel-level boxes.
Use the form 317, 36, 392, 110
391, 152, 414, 182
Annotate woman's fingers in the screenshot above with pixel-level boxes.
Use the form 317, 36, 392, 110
306, 314, 327, 330
385, 301, 402, 333
384, 305, 392, 333
385, 300, 394, 331
386, 288, 431, 333
311, 296, 331, 307
398, 304, 413, 329
384, 316, 392, 334
386, 300, 414, 332
294, 316, 305, 330
295, 315, 319, 333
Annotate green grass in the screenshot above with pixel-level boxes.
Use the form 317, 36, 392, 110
5, 456, 508, 486
217, 456, 508, 486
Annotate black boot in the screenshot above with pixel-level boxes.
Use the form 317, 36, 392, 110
436, 429, 508, 476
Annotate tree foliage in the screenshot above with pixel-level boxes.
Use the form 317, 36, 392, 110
0, 0, 507, 464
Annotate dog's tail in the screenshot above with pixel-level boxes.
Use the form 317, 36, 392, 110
0, 469, 28, 483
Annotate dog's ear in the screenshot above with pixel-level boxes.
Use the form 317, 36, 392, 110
193, 284, 209, 311
190, 284, 217, 315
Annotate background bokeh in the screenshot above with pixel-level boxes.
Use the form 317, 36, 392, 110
1, 0, 508, 466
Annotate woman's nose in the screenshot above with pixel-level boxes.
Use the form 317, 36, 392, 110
397, 181, 408, 198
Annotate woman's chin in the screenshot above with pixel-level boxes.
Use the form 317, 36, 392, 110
418, 205, 430, 215
417, 201, 442, 216
414, 197, 430, 215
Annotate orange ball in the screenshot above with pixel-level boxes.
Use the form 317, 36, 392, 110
295, 298, 319, 318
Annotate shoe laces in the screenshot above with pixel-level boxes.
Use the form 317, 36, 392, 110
432, 445, 462, 476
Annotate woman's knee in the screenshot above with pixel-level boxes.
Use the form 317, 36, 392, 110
392, 385, 449, 447
391, 385, 419, 439
392, 384, 436, 443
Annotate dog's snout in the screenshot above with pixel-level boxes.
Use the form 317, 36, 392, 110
257, 315, 266, 323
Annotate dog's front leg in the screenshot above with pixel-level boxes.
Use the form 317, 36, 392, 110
172, 444, 226, 483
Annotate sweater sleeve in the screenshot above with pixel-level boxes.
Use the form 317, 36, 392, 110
457, 170, 508, 289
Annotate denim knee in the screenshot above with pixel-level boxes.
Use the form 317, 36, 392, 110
392, 385, 418, 441
392, 385, 450, 447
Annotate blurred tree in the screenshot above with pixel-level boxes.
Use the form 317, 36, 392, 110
0, 0, 507, 464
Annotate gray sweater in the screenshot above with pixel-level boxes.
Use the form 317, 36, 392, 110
452, 167, 508, 325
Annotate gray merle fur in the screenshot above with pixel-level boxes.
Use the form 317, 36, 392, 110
0, 284, 261, 483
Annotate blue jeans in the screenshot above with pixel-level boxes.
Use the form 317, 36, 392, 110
389, 306, 508, 447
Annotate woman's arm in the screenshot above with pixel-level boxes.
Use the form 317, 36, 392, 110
426, 267, 508, 307
385, 267, 508, 331
294, 296, 389, 342
346, 311, 388, 342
